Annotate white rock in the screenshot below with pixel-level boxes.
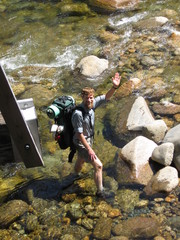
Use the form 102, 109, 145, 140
129, 77, 141, 89
151, 142, 174, 166
163, 124, 180, 172
127, 96, 154, 131
174, 155, 180, 172
76, 55, 108, 77
142, 119, 168, 143
163, 124, 180, 144
120, 136, 157, 177
144, 166, 179, 195
155, 16, 169, 24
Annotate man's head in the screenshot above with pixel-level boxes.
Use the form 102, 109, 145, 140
81, 87, 95, 109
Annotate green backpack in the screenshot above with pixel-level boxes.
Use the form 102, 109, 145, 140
46, 96, 85, 162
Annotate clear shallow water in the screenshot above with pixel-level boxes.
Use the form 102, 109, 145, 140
0, 0, 180, 239
0, 0, 179, 84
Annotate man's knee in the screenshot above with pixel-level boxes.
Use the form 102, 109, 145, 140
93, 157, 103, 171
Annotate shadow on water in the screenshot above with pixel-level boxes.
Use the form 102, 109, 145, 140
5, 173, 81, 204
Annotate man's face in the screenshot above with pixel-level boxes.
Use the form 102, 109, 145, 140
82, 93, 94, 109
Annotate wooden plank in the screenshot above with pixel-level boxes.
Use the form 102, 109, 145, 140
0, 65, 44, 168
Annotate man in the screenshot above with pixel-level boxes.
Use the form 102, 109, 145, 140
71, 72, 121, 198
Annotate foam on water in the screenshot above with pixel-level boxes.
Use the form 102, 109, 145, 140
0, 54, 28, 71
53, 44, 84, 69
0, 38, 94, 78
108, 12, 147, 27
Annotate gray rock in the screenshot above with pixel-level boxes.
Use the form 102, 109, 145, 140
118, 136, 157, 185
142, 119, 168, 143
127, 96, 154, 131
115, 153, 153, 185
163, 124, 180, 171
144, 166, 179, 195
120, 136, 157, 172
151, 142, 174, 166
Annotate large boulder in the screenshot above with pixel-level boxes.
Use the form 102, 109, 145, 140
115, 154, 154, 185
144, 166, 179, 195
88, 0, 139, 13
76, 55, 108, 78
163, 124, 180, 171
118, 136, 157, 184
127, 96, 154, 131
120, 136, 157, 167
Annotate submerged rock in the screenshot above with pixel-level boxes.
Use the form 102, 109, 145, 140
93, 217, 112, 239
98, 29, 120, 43
152, 102, 180, 116
0, 200, 29, 228
112, 217, 159, 238
116, 189, 140, 212
60, 3, 94, 16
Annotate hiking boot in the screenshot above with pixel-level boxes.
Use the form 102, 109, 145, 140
96, 189, 114, 199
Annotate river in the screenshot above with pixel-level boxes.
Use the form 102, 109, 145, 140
0, 0, 180, 239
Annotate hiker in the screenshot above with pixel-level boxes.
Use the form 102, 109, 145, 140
71, 72, 121, 197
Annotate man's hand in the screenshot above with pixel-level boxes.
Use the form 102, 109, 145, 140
112, 72, 121, 88
88, 148, 96, 161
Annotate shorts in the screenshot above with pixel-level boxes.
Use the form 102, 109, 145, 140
75, 138, 93, 163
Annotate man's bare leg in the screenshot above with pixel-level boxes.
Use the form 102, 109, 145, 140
91, 156, 103, 192
74, 157, 84, 174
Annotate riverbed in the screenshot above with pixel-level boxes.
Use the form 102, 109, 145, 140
0, 0, 180, 239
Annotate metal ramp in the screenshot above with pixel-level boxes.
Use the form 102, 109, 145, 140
0, 65, 44, 168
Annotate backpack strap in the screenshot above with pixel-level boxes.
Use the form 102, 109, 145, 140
75, 106, 86, 118
74, 106, 94, 139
